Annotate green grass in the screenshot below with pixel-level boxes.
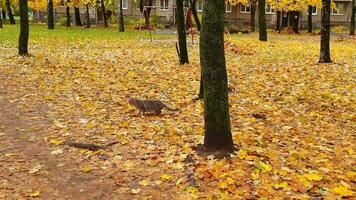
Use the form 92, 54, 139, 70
0, 24, 175, 44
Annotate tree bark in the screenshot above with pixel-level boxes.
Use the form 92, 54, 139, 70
276, 10, 281, 33
176, 0, 189, 64
319, 0, 332, 63
47, 0, 55, 29
200, 0, 234, 152
6, 0, 15, 24
258, 0, 267, 41
85, 4, 90, 28
308, 5, 313, 33
19, 0, 29, 55
66, 1, 71, 27
189, 0, 201, 31
74, 7, 82, 26
250, 3, 256, 32
101, 0, 108, 27
351, 0, 355, 35
119, 0, 125, 32
0, 9, 3, 28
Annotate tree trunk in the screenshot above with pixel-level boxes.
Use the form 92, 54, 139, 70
293, 11, 300, 33
66, 1, 71, 27
319, 0, 332, 63
176, 0, 189, 64
85, 4, 90, 28
74, 7, 82, 26
308, 5, 313, 33
258, 0, 267, 41
276, 10, 281, 33
19, 0, 29, 55
0, 9, 3, 28
101, 0, 108, 27
250, 3, 256, 32
119, 0, 125, 32
200, 0, 234, 152
351, 0, 355, 35
2, 9, 6, 20
6, 0, 15, 24
47, 0, 55, 29
189, 0, 201, 31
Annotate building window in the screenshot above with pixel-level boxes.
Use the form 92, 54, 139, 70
225, 3, 232, 13
308, 6, 317, 15
160, 0, 169, 10
122, 0, 128, 10
60, 0, 65, 7
331, 2, 344, 15
265, 4, 275, 14
197, 0, 203, 12
240, 4, 250, 13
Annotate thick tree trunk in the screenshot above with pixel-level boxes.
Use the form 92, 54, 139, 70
74, 7, 82, 26
119, 0, 125, 32
47, 0, 55, 29
85, 4, 90, 28
19, 0, 29, 55
189, 0, 201, 31
66, 1, 71, 27
351, 0, 355, 35
6, 0, 15, 24
276, 10, 281, 33
101, 0, 108, 27
200, 0, 234, 152
250, 3, 256, 32
308, 5, 313, 33
319, 0, 332, 63
258, 0, 267, 41
176, 0, 189, 64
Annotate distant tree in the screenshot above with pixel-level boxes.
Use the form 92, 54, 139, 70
250, 1, 257, 32
47, 0, 55, 29
176, 0, 189, 64
319, 0, 332, 63
0, 8, 2, 28
2, 9, 5, 20
19, 0, 29, 55
307, 5, 313, 33
85, 4, 90, 28
101, 0, 108, 27
258, 0, 267, 41
188, 0, 201, 31
5, 0, 15, 24
66, 0, 71, 27
119, 0, 125, 32
276, 10, 281, 33
200, 0, 234, 152
139, 0, 153, 29
351, 0, 355, 35
74, 7, 82, 26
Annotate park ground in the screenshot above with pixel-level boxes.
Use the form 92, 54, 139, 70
0, 25, 355, 199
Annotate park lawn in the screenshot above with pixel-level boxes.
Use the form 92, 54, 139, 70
0, 25, 355, 199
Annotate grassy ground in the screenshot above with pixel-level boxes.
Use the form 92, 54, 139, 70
0, 25, 355, 199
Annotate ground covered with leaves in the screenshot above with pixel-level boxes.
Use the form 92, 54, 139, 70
0, 26, 355, 199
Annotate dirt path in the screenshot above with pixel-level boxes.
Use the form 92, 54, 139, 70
0, 81, 117, 199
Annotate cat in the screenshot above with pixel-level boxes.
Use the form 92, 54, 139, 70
128, 98, 178, 115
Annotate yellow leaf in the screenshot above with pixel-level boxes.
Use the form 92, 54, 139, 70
53, 120, 66, 128
273, 182, 289, 190
160, 174, 172, 182
80, 166, 92, 173
255, 161, 272, 173
29, 191, 40, 197
219, 181, 228, 189
185, 185, 198, 193
131, 188, 141, 194
302, 172, 323, 181
331, 186, 353, 196
49, 138, 63, 146
238, 149, 248, 159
